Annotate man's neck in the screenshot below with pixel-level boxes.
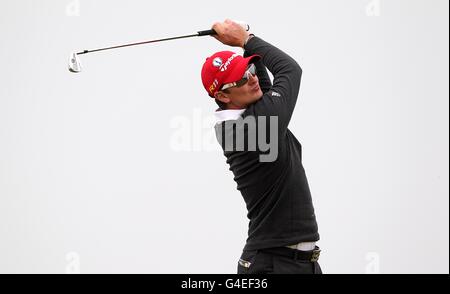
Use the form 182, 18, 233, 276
225, 103, 246, 110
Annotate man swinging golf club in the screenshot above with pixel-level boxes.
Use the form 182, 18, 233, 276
201, 19, 322, 274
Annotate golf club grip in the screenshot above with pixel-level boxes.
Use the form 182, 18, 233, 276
198, 29, 217, 36
198, 22, 250, 36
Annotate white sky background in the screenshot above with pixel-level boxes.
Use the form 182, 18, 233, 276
0, 0, 448, 273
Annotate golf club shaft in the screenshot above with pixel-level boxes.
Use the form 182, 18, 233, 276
77, 30, 217, 55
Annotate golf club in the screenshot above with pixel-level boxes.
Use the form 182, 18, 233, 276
68, 21, 250, 73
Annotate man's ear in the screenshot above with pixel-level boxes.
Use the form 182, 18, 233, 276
215, 91, 231, 104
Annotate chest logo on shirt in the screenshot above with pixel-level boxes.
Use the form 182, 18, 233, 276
271, 91, 281, 97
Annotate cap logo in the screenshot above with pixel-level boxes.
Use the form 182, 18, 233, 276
212, 57, 223, 68
220, 53, 238, 72
209, 79, 219, 94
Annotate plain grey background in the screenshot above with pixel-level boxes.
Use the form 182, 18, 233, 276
0, 0, 448, 274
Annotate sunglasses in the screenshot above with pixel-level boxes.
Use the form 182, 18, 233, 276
221, 63, 257, 91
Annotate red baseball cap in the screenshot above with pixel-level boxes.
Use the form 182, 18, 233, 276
201, 51, 261, 98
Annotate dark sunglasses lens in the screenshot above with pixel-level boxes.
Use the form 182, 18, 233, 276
236, 78, 248, 87
234, 64, 256, 88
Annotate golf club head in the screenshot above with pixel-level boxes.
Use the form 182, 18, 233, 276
68, 52, 82, 73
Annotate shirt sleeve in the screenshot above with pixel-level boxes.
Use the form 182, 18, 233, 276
243, 36, 303, 136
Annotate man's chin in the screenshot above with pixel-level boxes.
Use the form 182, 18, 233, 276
245, 91, 263, 107
255, 91, 263, 101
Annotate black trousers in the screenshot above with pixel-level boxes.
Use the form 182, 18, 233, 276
237, 247, 322, 274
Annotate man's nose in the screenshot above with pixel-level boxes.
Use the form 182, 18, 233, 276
248, 73, 258, 85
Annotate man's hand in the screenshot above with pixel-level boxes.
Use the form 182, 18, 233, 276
211, 19, 250, 48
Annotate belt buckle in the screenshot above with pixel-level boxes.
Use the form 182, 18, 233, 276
238, 259, 251, 269
310, 249, 321, 262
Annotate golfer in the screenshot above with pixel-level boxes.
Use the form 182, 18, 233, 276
201, 19, 322, 274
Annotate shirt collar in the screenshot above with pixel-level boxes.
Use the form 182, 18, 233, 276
214, 109, 246, 124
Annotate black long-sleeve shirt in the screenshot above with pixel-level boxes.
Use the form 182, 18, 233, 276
214, 36, 319, 251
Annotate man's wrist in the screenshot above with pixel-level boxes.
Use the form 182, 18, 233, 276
243, 34, 255, 48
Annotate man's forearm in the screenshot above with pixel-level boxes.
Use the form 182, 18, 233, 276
243, 36, 273, 93
244, 36, 302, 96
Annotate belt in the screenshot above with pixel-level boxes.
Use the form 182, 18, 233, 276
259, 246, 321, 262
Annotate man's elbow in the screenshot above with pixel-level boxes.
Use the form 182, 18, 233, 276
290, 61, 302, 84
294, 61, 303, 77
